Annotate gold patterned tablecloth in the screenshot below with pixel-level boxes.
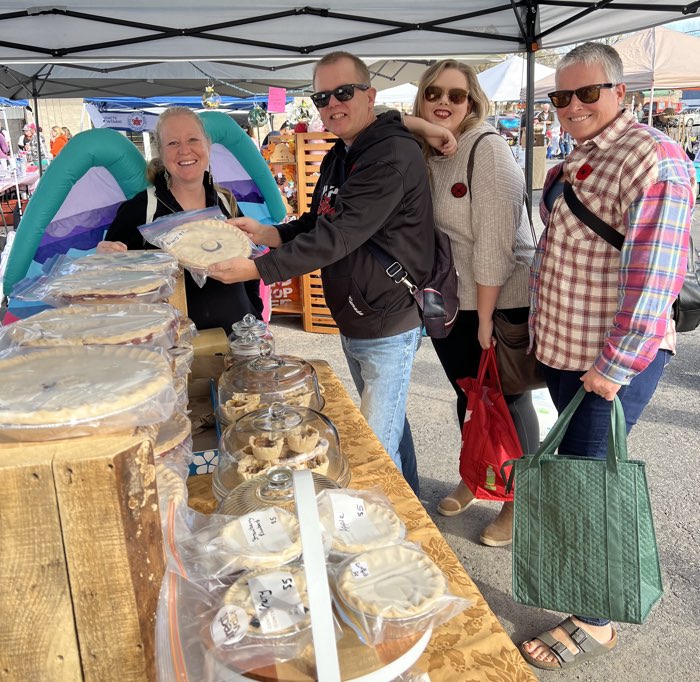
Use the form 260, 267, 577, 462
187, 361, 536, 681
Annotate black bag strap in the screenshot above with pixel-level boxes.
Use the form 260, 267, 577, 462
467, 130, 538, 248
562, 181, 624, 250
365, 239, 419, 295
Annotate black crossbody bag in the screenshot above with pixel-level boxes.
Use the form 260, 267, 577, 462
563, 181, 700, 333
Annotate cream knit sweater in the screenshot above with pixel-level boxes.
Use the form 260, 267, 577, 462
428, 122, 534, 311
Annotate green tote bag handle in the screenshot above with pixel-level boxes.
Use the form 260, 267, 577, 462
531, 386, 628, 472
503, 386, 627, 491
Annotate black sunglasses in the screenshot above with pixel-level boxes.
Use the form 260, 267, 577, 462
547, 83, 616, 108
424, 85, 469, 105
310, 83, 370, 109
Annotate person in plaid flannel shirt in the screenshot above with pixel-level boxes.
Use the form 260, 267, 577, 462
522, 41, 695, 671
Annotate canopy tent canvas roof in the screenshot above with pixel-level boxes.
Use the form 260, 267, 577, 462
534, 26, 700, 98
0, 2, 695, 103
477, 55, 554, 103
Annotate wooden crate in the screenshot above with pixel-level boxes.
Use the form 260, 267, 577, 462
301, 269, 338, 334
295, 132, 340, 333
0, 428, 164, 682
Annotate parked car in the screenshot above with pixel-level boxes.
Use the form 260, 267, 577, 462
680, 107, 700, 127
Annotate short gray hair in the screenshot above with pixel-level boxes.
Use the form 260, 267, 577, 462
556, 42, 624, 85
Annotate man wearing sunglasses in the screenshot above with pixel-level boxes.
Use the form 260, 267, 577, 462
523, 42, 695, 672
209, 51, 437, 496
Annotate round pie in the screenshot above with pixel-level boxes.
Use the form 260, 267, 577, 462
154, 412, 192, 456
48, 270, 172, 303
63, 250, 179, 276
1, 303, 180, 348
0, 346, 175, 435
222, 565, 309, 637
162, 220, 251, 268
318, 492, 404, 555
336, 544, 447, 619
219, 507, 301, 569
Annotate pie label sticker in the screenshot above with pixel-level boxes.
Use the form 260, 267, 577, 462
350, 560, 371, 579
240, 510, 291, 551
329, 493, 379, 545
248, 571, 306, 634
210, 605, 250, 647
160, 228, 188, 249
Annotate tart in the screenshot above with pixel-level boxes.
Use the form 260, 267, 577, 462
336, 544, 447, 619
160, 219, 251, 268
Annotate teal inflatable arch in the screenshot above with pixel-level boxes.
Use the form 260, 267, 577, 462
3, 112, 285, 300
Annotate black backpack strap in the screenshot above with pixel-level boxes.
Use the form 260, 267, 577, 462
563, 181, 623, 250
466, 131, 500, 194
365, 240, 418, 294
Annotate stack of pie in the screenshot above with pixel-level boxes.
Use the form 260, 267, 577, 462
53, 250, 180, 277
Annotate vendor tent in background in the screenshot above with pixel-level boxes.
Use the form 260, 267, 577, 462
2, 112, 285, 311
534, 26, 700, 99
478, 56, 554, 103
374, 83, 419, 107
0, 97, 30, 217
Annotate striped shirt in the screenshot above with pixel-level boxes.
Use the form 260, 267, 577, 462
530, 109, 695, 383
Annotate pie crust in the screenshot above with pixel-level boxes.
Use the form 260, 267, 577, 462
220, 507, 301, 569
319, 493, 404, 555
2, 303, 180, 348
0, 346, 174, 430
336, 544, 447, 619
48, 270, 171, 302
161, 219, 252, 268
154, 412, 192, 456
222, 565, 309, 636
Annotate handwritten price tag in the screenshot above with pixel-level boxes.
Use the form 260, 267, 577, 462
350, 560, 371, 579
329, 493, 379, 545
248, 571, 306, 634
240, 510, 290, 551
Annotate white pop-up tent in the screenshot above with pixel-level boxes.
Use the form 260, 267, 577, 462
478, 56, 554, 103
534, 26, 700, 99
0, 2, 696, 196
375, 83, 419, 106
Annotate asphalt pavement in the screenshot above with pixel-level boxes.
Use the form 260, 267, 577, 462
267, 181, 700, 680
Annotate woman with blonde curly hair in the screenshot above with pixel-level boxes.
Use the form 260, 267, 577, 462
403, 60, 539, 545
96, 106, 262, 330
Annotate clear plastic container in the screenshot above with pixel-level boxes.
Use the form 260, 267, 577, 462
217, 348, 323, 427
216, 465, 340, 515
212, 402, 350, 500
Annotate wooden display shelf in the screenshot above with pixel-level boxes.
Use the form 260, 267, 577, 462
301, 269, 338, 334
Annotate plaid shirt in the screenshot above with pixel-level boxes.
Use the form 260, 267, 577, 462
530, 109, 695, 383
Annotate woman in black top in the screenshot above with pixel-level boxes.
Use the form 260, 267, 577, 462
97, 106, 262, 331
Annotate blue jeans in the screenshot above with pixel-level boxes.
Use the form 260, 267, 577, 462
542, 349, 671, 625
340, 327, 422, 495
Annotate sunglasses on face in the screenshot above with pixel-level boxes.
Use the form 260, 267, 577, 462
310, 83, 370, 109
423, 85, 469, 105
547, 83, 616, 108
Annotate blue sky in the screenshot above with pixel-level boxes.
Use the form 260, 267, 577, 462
666, 17, 700, 35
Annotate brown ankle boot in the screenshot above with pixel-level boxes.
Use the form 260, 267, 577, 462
480, 502, 513, 547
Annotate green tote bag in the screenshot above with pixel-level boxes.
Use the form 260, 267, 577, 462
503, 387, 663, 624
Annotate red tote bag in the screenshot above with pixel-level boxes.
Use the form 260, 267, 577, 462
457, 346, 523, 501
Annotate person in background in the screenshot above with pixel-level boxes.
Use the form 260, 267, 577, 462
559, 129, 573, 157
50, 126, 69, 157
523, 41, 695, 671
17, 124, 33, 153
402, 60, 539, 545
547, 111, 561, 159
0, 128, 10, 170
96, 106, 262, 331
61, 126, 72, 140
206, 51, 436, 496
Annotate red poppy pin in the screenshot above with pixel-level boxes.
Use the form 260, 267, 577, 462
451, 182, 468, 198
576, 163, 593, 181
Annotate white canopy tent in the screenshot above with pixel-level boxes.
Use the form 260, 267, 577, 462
534, 26, 700, 98
478, 55, 554, 103
0, 2, 696, 195
375, 83, 419, 106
